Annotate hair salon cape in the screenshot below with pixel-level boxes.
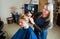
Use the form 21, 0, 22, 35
11, 27, 37, 39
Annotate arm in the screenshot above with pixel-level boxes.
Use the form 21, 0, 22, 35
33, 24, 42, 32
29, 17, 42, 32
43, 20, 50, 30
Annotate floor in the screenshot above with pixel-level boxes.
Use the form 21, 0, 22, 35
3, 23, 60, 39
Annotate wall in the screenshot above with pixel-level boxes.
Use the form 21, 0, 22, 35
0, 0, 1, 17
0, 0, 30, 24
48, 0, 54, 29
38, 0, 48, 12
31, 0, 39, 4
58, 0, 60, 2
0, 0, 39, 24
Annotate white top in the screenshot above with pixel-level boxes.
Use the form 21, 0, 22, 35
24, 25, 29, 29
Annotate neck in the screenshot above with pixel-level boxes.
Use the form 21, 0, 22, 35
24, 25, 29, 29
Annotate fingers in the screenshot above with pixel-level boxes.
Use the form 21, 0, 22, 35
29, 18, 35, 24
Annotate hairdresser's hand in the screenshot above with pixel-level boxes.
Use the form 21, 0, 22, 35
29, 18, 35, 25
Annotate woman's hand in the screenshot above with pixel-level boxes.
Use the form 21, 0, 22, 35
29, 18, 35, 25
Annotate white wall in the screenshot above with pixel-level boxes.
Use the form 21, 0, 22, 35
48, 0, 54, 29
0, 0, 30, 24
58, 0, 60, 2
31, 0, 39, 4
0, 0, 39, 24
0, 0, 1, 17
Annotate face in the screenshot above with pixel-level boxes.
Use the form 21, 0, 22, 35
42, 9, 49, 18
19, 19, 27, 28
27, 12, 32, 17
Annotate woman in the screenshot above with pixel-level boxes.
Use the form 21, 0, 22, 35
34, 3, 50, 39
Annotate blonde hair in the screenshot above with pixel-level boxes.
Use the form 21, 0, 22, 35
19, 18, 26, 23
19, 13, 29, 23
19, 13, 28, 19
